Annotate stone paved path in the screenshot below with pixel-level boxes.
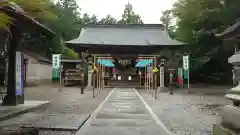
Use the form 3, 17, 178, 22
76, 88, 171, 135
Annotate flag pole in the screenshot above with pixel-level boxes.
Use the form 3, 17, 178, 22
187, 56, 190, 88
188, 69, 190, 88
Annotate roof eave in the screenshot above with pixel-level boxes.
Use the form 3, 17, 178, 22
85, 24, 165, 29
0, 6, 56, 39
66, 43, 186, 46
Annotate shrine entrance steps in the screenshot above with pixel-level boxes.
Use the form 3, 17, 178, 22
108, 75, 141, 87
76, 88, 171, 135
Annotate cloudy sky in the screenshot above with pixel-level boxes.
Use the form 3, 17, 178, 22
76, 0, 176, 24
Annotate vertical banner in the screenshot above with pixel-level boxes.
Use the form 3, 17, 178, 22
52, 54, 61, 79
160, 66, 164, 87
183, 70, 189, 79
16, 51, 23, 95
52, 54, 61, 69
183, 56, 189, 70
183, 55, 189, 79
178, 68, 183, 87
183, 55, 190, 88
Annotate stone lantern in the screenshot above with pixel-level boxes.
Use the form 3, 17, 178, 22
213, 22, 240, 134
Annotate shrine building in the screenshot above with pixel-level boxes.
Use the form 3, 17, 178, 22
66, 24, 185, 88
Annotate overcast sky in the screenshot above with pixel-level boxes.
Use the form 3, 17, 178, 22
76, 0, 176, 24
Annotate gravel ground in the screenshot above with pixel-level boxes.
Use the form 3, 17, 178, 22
1, 84, 111, 135
25, 84, 111, 114
138, 89, 231, 135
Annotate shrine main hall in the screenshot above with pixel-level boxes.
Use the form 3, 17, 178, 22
66, 24, 184, 88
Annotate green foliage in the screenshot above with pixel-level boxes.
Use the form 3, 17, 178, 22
118, 3, 143, 24
41, 0, 81, 58
1, 0, 145, 61
62, 44, 79, 59
0, 0, 56, 27
81, 13, 99, 25
169, 0, 234, 64
99, 14, 117, 24
164, 0, 240, 83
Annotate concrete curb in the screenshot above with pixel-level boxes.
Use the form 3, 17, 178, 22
0, 101, 50, 122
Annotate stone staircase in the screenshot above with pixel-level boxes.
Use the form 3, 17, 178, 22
109, 74, 140, 87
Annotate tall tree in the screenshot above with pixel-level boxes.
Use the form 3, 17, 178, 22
160, 10, 177, 37
89, 14, 98, 24
166, 0, 240, 83
81, 13, 91, 24
99, 14, 117, 24
55, 0, 81, 40
160, 10, 171, 29
118, 3, 143, 24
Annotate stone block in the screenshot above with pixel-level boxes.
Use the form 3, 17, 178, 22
213, 124, 236, 135
0, 126, 38, 135
220, 105, 240, 131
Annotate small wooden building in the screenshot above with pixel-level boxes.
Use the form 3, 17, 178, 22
22, 51, 52, 86
60, 59, 84, 86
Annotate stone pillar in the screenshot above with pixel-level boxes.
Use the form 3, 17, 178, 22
86, 55, 93, 89
160, 66, 165, 87
87, 65, 92, 87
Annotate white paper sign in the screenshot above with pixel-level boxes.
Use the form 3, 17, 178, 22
183, 56, 189, 70
160, 66, 164, 87
16, 51, 23, 95
52, 54, 61, 68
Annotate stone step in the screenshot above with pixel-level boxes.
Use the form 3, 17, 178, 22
90, 119, 155, 127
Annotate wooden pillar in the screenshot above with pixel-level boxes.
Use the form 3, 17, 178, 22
2, 24, 23, 106
145, 65, 147, 91
96, 57, 99, 90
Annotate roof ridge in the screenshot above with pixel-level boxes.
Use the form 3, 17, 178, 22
86, 24, 164, 29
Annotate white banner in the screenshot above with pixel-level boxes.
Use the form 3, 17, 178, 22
183, 55, 189, 70
160, 66, 164, 87
16, 51, 23, 95
52, 54, 61, 68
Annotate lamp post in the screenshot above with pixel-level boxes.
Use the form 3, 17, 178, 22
80, 51, 89, 94
81, 50, 94, 95
86, 53, 93, 88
